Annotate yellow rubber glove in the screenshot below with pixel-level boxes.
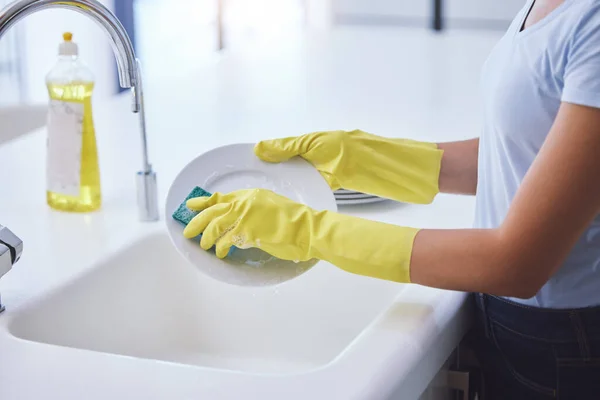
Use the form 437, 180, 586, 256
254, 129, 443, 204
183, 189, 419, 283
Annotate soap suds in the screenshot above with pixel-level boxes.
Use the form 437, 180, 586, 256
203, 171, 220, 187
232, 234, 251, 249
243, 257, 275, 267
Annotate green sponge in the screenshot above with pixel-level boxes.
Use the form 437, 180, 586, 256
172, 186, 212, 226
172, 186, 236, 256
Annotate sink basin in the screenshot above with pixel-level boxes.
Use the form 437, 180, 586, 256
8, 232, 403, 374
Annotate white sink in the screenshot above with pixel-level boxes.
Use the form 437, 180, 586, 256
8, 232, 403, 374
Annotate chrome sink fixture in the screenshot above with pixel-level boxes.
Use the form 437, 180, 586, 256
0, 224, 23, 313
0, 0, 159, 222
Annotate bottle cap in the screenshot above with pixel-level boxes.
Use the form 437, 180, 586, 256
59, 32, 78, 56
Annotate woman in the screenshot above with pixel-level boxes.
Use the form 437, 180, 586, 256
183, 1, 600, 398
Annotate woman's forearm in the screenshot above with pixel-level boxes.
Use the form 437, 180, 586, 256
408, 228, 538, 298
413, 104, 600, 298
437, 138, 480, 195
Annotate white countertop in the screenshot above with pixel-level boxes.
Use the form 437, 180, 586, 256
0, 27, 491, 399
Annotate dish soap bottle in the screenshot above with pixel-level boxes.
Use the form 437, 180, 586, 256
45, 32, 101, 212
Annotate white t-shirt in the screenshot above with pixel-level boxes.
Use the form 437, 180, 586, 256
474, 0, 600, 308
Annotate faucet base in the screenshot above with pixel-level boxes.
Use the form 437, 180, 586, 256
136, 170, 159, 221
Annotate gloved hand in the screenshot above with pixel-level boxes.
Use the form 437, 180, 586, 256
254, 129, 443, 204
183, 189, 419, 283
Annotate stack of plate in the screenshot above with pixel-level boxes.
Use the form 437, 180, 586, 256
334, 189, 387, 205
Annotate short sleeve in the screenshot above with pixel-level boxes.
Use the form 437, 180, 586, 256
561, 4, 600, 109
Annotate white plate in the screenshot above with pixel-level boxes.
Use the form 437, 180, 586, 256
336, 197, 388, 205
165, 143, 337, 287
334, 189, 377, 198
334, 189, 358, 194
334, 193, 378, 199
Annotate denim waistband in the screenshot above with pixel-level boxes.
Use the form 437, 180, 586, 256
475, 293, 600, 343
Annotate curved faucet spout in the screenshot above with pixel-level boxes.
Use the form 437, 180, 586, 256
0, 0, 138, 98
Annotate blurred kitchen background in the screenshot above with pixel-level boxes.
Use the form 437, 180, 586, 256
0, 0, 525, 151
0, 0, 524, 111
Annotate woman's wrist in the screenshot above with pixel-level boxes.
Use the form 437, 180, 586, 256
437, 138, 480, 195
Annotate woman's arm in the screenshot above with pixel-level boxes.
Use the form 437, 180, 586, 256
411, 102, 600, 298
437, 138, 480, 195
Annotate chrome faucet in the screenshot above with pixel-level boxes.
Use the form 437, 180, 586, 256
0, 0, 159, 221
0, 224, 23, 313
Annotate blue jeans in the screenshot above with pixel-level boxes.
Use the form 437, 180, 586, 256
470, 293, 600, 399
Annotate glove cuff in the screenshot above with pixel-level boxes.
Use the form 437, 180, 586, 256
308, 211, 419, 283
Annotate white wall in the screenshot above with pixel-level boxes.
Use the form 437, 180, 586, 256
307, 0, 334, 30
333, 0, 525, 24
446, 0, 525, 20
332, 0, 428, 18
15, 0, 116, 104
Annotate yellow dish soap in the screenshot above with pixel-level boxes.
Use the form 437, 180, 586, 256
45, 32, 101, 212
